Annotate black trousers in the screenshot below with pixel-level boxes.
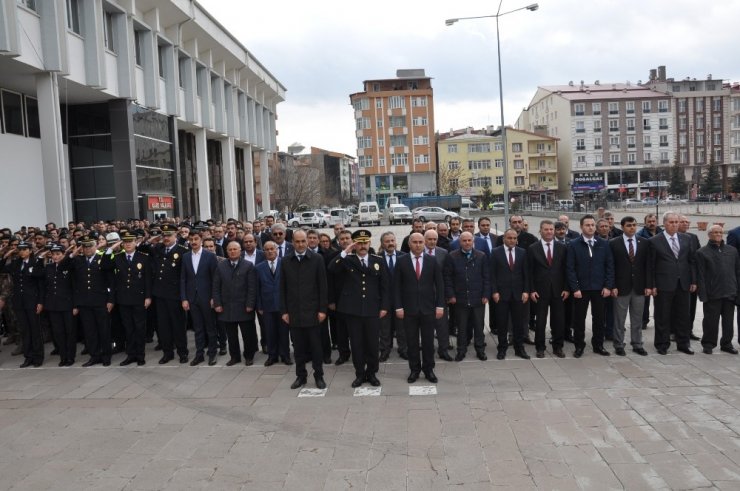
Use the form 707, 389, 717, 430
604, 297, 614, 339
189, 300, 213, 357
404, 313, 435, 373
573, 291, 605, 351
110, 306, 126, 349
494, 298, 525, 352
346, 314, 380, 378
155, 297, 187, 357
379, 313, 406, 356
48, 310, 76, 362
257, 311, 266, 349
563, 295, 573, 339
206, 310, 227, 352
455, 305, 485, 355
534, 292, 565, 351
290, 325, 324, 378
223, 318, 257, 362
654, 286, 690, 351
118, 304, 146, 360
435, 307, 451, 354
263, 311, 290, 361
642, 295, 651, 328
334, 312, 351, 357
78, 306, 110, 362
701, 298, 735, 349
15, 307, 43, 364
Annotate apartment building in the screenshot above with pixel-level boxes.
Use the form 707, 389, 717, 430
731, 84, 740, 177
437, 127, 558, 206
349, 69, 436, 206
0, 0, 284, 227
517, 82, 674, 200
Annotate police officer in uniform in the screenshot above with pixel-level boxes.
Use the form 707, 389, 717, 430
103, 232, 152, 366
329, 230, 390, 388
140, 225, 189, 364
69, 236, 113, 366
42, 244, 76, 366
1, 241, 45, 367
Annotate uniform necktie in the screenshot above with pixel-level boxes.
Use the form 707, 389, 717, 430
361, 257, 366, 268
297, 254, 302, 262
670, 236, 679, 258
127, 254, 132, 264
270, 261, 275, 275
21, 261, 26, 272
388, 254, 394, 272
508, 248, 514, 271
546, 242, 552, 266
279, 245, 283, 258
415, 256, 421, 280
628, 238, 635, 262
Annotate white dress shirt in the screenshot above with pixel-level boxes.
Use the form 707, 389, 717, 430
191, 248, 202, 273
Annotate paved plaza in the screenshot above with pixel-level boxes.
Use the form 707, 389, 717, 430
2, 317, 740, 490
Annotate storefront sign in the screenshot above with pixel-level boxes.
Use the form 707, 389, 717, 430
147, 195, 174, 210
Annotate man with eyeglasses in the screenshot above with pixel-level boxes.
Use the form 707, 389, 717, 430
270, 224, 294, 259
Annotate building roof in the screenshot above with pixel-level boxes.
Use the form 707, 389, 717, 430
539, 83, 667, 101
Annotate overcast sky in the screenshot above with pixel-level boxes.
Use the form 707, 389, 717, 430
200, 0, 740, 157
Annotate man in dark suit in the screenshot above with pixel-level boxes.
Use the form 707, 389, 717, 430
395, 232, 445, 384
400, 219, 425, 254
678, 215, 701, 341
140, 224, 190, 364
648, 212, 697, 355
566, 214, 615, 358
256, 241, 291, 366
378, 231, 407, 361
528, 220, 569, 358
1, 241, 45, 367
241, 233, 266, 265
491, 229, 530, 360
327, 230, 353, 366
609, 217, 650, 356
271, 224, 294, 259
281, 230, 328, 390
424, 230, 453, 361
444, 231, 490, 362
449, 218, 488, 253
42, 244, 76, 366
329, 230, 389, 388
180, 231, 219, 366
213, 241, 258, 366
727, 223, 740, 330
475, 217, 498, 256
103, 232, 152, 366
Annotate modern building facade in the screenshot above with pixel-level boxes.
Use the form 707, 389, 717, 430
349, 69, 436, 207
642, 66, 732, 194
436, 127, 558, 206
0, 0, 284, 228
517, 82, 675, 200
731, 83, 740, 180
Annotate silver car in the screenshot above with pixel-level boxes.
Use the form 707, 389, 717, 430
412, 206, 459, 222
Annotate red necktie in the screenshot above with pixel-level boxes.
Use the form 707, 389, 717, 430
628, 238, 635, 262
415, 256, 421, 280
546, 242, 552, 266
508, 248, 514, 271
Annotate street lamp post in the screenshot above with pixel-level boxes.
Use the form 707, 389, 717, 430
446, 2, 538, 226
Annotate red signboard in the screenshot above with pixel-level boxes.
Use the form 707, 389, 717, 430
147, 196, 174, 210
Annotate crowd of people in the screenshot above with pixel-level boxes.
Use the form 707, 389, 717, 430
0, 210, 738, 390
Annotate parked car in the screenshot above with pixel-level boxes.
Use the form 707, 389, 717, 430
288, 211, 327, 228
412, 206, 459, 222
660, 197, 688, 204
386, 204, 413, 225
641, 197, 658, 206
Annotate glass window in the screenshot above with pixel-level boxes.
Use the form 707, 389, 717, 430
134, 30, 144, 66
66, 0, 81, 35
158, 45, 166, 78
103, 10, 115, 53
1, 90, 24, 135
25, 96, 40, 138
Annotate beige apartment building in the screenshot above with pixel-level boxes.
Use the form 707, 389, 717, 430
349, 69, 436, 207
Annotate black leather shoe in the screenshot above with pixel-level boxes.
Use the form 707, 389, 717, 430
32, 361, 43, 368
677, 347, 694, 355
120, 357, 136, 366
573, 348, 584, 358
19, 359, 32, 368
219, 349, 228, 356
615, 348, 626, 356
335, 355, 349, 366
158, 355, 173, 365
190, 355, 204, 366
438, 351, 453, 362
283, 357, 293, 366
515, 349, 530, 360
476, 351, 487, 361
657, 348, 668, 355
703, 347, 713, 355
208, 355, 216, 366
264, 358, 276, 367
407, 371, 420, 383
721, 346, 739, 355
58, 360, 67, 367
496, 351, 505, 360
225, 358, 240, 366
154, 344, 162, 351
137, 359, 145, 366
632, 347, 647, 356
83, 358, 100, 367
351, 377, 364, 388
690, 333, 701, 341
102, 360, 111, 367
536, 350, 545, 358
594, 347, 611, 356
50, 348, 59, 356
424, 370, 438, 383
315, 376, 327, 389
244, 358, 254, 366
366, 374, 381, 387
290, 377, 307, 389
455, 352, 466, 362
553, 348, 565, 358
179, 355, 188, 364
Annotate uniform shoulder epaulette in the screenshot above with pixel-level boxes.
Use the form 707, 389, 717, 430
138, 251, 149, 256
370, 253, 382, 258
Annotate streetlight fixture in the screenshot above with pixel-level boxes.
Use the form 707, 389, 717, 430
446, 2, 538, 225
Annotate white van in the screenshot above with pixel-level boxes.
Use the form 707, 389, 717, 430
328, 208, 352, 226
460, 198, 479, 216
357, 201, 381, 226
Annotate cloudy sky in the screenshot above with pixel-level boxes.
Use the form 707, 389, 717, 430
200, 0, 740, 156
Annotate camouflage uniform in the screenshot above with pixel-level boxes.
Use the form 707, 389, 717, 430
0, 272, 18, 348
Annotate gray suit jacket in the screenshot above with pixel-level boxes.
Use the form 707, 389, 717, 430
212, 258, 257, 322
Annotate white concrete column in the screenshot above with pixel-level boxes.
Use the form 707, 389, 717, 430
37, 72, 71, 224
194, 128, 211, 219
244, 145, 256, 220
221, 137, 238, 219
260, 150, 271, 213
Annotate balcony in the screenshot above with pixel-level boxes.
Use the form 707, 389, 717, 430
659, 107, 669, 113
610, 161, 621, 166
627, 127, 636, 132
659, 125, 669, 130
594, 128, 602, 133
594, 145, 602, 149
659, 142, 669, 147
660, 159, 670, 164
609, 110, 619, 115
609, 127, 620, 132
628, 160, 636, 166
576, 146, 586, 150
576, 128, 585, 133
627, 109, 635, 114
644, 143, 652, 147
643, 125, 651, 130
628, 144, 636, 148
644, 159, 653, 164
594, 162, 603, 167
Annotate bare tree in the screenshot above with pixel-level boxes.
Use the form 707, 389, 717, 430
275, 164, 323, 213
437, 165, 465, 195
